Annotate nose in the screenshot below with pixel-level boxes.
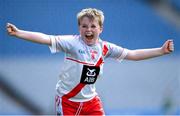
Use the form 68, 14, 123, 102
87, 27, 92, 31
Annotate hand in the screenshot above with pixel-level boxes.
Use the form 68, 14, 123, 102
6, 23, 19, 36
161, 39, 174, 54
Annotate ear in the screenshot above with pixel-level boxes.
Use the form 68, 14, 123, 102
100, 26, 103, 33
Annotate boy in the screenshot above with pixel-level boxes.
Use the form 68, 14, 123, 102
6, 8, 174, 115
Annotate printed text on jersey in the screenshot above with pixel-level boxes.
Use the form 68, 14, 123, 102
80, 65, 100, 84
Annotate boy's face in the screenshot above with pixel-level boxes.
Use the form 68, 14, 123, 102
79, 16, 103, 45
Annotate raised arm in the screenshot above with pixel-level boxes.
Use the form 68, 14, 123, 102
125, 40, 174, 61
6, 23, 51, 45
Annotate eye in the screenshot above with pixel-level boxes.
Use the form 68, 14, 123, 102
91, 25, 96, 28
82, 25, 87, 28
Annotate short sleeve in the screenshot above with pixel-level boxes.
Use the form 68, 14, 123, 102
49, 35, 78, 53
106, 42, 129, 62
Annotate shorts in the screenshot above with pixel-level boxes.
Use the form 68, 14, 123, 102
55, 95, 105, 115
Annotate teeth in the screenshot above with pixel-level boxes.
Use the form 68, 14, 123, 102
85, 32, 93, 36
85, 34, 93, 39
86, 34, 93, 36
85, 33, 93, 38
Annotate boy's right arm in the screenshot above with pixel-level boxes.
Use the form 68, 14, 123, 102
6, 23, 51, 45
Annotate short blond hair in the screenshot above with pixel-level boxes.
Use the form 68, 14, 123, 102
77, 8, 104, 27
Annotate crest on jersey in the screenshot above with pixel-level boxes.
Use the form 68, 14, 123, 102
90, 50, 98, 60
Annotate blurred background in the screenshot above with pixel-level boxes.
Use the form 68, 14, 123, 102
0, 0, 180, 115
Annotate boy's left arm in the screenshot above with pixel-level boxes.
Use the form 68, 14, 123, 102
125, 40, 174, 61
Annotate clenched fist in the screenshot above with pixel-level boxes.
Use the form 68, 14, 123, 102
6, 23, 19, 36
161, 40, 174, 54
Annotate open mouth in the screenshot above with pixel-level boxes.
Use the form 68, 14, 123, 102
85, 34, 94, 40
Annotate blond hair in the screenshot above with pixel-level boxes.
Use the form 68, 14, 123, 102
77, 8, 104, 27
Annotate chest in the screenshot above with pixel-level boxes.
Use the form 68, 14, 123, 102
69, 43, 103, 63
80, 45, 102, 61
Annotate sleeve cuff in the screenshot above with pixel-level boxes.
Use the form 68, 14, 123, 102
117, 48, 129, 62
48, 35, 57, 53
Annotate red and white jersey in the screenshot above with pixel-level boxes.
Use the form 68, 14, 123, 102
49, 35, 128, 102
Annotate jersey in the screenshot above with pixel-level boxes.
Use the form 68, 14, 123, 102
49, 35, 128, 102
